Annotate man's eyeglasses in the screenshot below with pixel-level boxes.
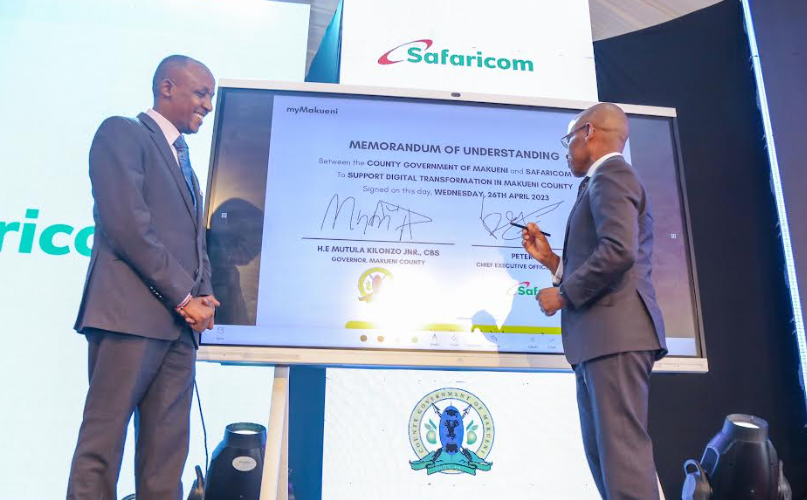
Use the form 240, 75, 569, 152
560, 123, 588, 148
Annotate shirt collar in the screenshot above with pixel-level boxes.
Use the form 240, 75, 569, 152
586, 152, 622, 178
145, 108, 181, 148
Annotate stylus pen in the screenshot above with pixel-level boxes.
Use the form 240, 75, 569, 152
510, 221, 551, 237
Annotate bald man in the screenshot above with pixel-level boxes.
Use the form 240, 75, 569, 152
522, 103, 667, 499
68, 55, 219, 500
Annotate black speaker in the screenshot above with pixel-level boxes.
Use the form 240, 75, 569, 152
205, 422, 267, 500
682, 414, 791, 500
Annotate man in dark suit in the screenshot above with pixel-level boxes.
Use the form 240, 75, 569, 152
522, 103, 667, 500
68, 55, 219, 500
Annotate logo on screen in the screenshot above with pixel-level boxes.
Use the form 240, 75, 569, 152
358, 267, 393, 302
408, 388, 494, 476
508, 281, 540, 297
378, 39, 534, 72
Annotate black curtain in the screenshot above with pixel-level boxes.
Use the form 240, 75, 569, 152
746, 0, 807, 333
594, 0, 807, 497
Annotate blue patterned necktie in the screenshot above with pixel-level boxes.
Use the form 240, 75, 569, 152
173, 135, 197, 208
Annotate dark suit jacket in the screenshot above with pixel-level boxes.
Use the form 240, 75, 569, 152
559, 156, 667, 365
74, 112, 212, 341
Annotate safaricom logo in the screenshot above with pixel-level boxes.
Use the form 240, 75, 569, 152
0, 209, 93, 256
378, 39, 534, 72
507, 281, 540, 296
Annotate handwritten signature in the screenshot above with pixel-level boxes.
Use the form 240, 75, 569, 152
479, 195, 563, 240
320, 194, 433, 241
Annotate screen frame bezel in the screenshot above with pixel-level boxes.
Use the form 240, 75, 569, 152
198, 79, 707, 373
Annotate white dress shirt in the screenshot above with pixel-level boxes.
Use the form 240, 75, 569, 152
145, 108, 180, 164
552, 152, 623, 284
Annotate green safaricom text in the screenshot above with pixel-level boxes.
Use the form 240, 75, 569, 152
0, 209, 93, 256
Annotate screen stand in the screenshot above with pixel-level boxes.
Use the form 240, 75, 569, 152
260, 365, 290, 500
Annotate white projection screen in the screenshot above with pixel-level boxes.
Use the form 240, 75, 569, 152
198, 81, 706, 373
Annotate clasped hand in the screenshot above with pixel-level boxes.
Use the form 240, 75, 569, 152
179, 295, 220, 333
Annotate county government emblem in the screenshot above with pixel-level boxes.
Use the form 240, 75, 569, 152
409, 388, 494, 476
358, 267, 393, 302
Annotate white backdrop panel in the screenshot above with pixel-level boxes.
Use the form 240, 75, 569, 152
339, 0, 598, 101
0, 1, 309, 497
322, 368, 599, 499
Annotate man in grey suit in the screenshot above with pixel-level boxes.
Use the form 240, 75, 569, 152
67, 55, 219, 500
522, 103, 667, 500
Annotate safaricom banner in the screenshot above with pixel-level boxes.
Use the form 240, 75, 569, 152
339, 0, 598, 101
0, 1, 309, 498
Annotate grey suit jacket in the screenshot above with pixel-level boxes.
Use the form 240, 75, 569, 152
74, 113, 213, 341
558, 156, 667, 365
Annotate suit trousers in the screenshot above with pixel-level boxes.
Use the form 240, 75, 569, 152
574, 350, 659, 500
66, 328, 196, 500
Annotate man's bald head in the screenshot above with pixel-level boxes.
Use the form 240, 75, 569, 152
151, 55, 215, 134
575, 102, 629, 151
564, 102, 630, 177
152, 55, 211, 98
